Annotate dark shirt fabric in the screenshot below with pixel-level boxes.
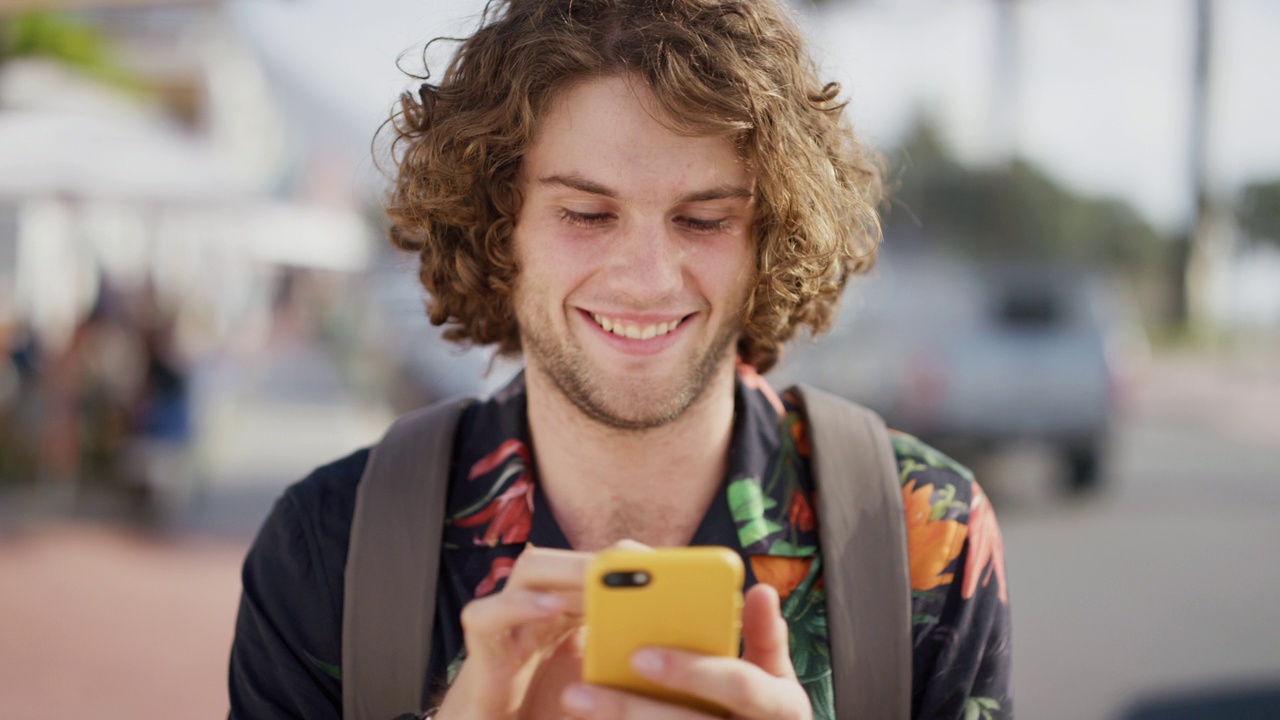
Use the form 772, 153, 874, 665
229, 370, 1012, 720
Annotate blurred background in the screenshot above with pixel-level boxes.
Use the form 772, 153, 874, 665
0, 0, 1277, 718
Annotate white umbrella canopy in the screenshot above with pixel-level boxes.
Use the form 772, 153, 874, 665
0, 108, 249, 202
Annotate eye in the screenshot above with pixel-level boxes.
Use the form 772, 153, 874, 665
559, 209, 614, 228
677, 216, 731, 234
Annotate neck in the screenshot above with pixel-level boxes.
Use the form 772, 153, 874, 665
524, 361, 738, 551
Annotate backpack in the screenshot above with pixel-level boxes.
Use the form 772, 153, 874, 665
341, 384, 910, 719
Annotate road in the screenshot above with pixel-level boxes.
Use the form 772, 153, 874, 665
0, 354, 1277, 719
989, 354, 1280, 719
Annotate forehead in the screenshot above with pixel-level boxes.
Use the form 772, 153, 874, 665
522, 75, 753, 199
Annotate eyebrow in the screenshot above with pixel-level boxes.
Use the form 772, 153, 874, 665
538, 173, 753, 204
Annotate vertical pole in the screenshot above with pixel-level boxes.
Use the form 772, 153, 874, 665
991, 0, 1020, 165
1176, 0, 1213, 328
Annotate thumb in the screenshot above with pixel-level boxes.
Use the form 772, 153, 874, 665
740, 583, 796, 679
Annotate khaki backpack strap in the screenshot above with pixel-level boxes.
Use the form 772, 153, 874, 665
793, 384, 911, 720
342, 397, 473, 720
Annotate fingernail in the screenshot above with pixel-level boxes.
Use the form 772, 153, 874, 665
632, 649, 665, 677
564, 685, 595, 712
535, 593, 562, 611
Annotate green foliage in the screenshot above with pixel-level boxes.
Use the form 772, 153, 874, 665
728, 478, 784, 548
1236, 180, 1280, 245
963, 696, 1002, 720
1, 12, 140, 91
887, 120, 1169, 272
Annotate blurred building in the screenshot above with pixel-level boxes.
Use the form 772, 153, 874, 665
0, 2, 374, 358
0, 2, 396, 508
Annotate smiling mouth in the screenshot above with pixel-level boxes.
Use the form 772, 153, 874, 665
589, 312, 689, 340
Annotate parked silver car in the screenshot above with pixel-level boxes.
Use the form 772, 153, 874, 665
771, 249, 1146, 493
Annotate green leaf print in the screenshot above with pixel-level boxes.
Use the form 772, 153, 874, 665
450, 462, 525, 520
963, 696, 1001, 720
927, 483, 967, 522
446, 648, 467, 685
891, 432, 975, 481
805, 676, 836, 720
728, 478, 783, 547
767, 539, 817, 557
899, 458, 929, 484
303, 650, 341, 681
739, 518, 785, 548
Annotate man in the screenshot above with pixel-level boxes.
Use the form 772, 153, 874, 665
229, 0, 1011, 718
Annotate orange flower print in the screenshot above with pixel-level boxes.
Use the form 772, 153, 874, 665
788, 489, 816, 533
962, 485, 1008, 604
902, 479, 967, 592
751, 556, 814, 601
790, 419, 812, 458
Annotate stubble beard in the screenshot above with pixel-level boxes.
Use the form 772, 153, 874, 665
520, 309, 744, 432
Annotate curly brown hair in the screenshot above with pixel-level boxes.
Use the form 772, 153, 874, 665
386, 0, 882, 373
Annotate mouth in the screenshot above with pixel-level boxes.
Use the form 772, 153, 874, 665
585, 311, 692, 341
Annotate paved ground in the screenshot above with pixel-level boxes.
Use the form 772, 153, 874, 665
0, 522, 246, 720
1, 350, 1278, 719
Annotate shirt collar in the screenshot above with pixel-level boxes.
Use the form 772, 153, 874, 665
445, 368, 817, 558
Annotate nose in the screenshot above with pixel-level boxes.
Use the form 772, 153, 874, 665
606, 219, 683, 305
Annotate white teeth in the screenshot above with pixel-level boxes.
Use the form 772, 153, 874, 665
591, 313, 682, 340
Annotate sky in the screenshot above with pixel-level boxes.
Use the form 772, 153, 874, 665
228, 0, 1280, 234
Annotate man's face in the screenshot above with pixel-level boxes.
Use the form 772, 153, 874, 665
511, 74, 756, 430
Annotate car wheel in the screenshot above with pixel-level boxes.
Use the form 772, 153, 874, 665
1065, 444, 1102, 494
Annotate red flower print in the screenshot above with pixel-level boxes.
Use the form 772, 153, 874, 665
469, 439, 530, 480
454, 474, 534, 546
476, 557, 516, 598
788, 489, 816, 532
453, 438, 535, 546
961, 485, 1008, 604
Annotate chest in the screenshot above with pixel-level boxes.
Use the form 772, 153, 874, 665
557, 496, 702, 550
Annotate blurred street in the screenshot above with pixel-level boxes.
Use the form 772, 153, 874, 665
3, 2, 1280, 719
991, 352, 1280, 719
1, 351, 1278, 720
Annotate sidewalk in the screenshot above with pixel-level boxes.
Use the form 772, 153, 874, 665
0, 521, 246, 720
1132, 350, 1280, 451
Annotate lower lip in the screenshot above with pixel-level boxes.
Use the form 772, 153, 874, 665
578, 309, 692, 356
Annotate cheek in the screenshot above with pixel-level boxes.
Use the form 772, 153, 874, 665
692, 233, 756, 294
512, 222, 595, 302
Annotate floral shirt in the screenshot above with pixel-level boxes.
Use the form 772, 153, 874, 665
229, 369, 1011, 720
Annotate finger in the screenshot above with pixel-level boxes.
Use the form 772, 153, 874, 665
628, 648, 809, 720
460, 589, 579, 656
561, 682, 713, 720
507, 546, 593, 591
740, 584, 796, 679
605, 539, 654, 551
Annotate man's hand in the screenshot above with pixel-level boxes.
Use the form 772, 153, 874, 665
559, 583, 812, 720
434, 546, 591, 720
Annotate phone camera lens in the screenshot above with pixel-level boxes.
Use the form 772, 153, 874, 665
602, 571, 651, 587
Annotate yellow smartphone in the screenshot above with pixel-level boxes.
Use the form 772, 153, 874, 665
583, 546, 744, 717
